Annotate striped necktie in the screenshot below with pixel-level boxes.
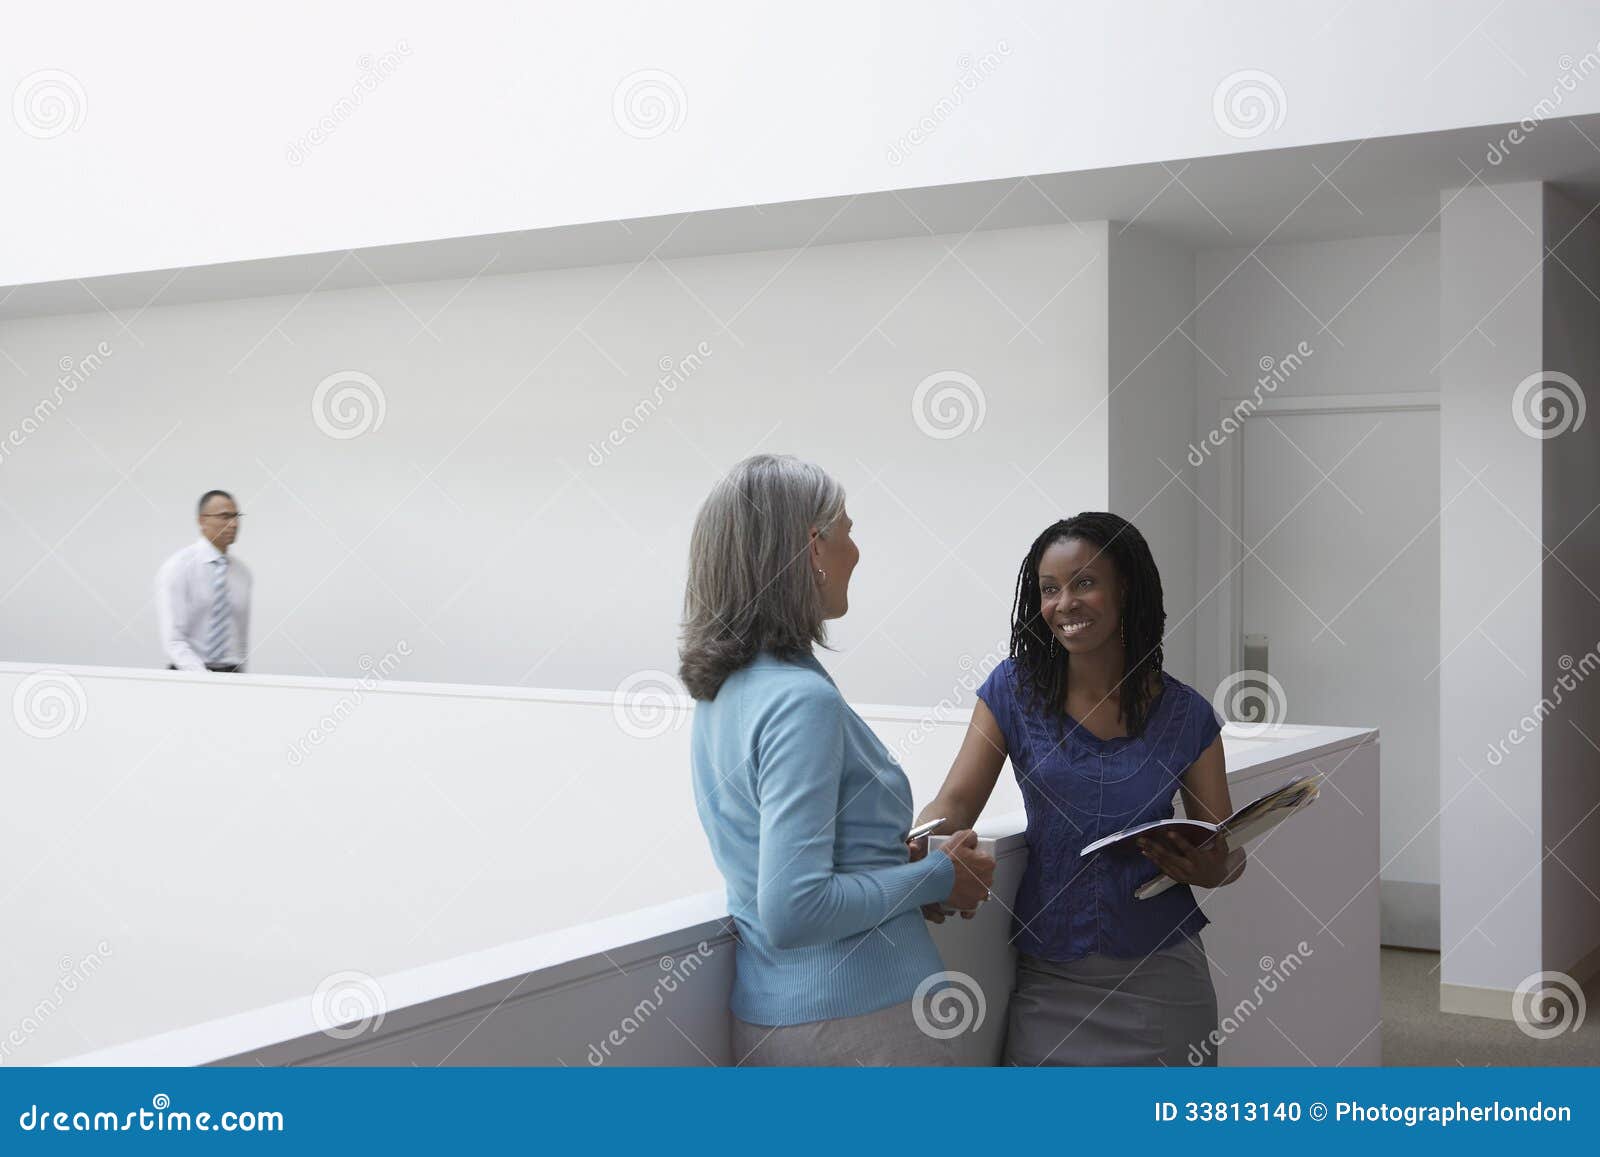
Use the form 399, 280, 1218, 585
205, 556, 230, 664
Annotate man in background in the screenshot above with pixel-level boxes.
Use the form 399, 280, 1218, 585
155, 489, 253, 672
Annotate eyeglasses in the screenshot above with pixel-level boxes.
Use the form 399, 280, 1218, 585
202, 512, 245, 523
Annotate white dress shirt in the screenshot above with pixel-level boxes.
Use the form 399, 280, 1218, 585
155, 536, 252, 671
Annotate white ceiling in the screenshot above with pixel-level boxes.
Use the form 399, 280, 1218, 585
5, 113, 1600, 322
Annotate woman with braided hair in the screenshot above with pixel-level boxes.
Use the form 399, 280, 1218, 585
915, 512, 1247, 1066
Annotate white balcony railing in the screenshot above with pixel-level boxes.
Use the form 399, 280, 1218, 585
1, 661, 1378, 1067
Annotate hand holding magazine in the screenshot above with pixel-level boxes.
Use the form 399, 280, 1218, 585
1078, 773, 1321, 900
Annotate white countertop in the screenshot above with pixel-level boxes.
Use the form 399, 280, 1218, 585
52, 707, 1374, 1067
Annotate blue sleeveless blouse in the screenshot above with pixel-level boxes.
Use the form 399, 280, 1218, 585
976, 659, 1225, 961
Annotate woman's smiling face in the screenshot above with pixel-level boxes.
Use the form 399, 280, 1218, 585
812, 507, 859, 620
1038, 535, 1121, 653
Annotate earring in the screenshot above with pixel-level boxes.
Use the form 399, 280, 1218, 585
1120, 622, 1126, 643
815, 568, 827, 582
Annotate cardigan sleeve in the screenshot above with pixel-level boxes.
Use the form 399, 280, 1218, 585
752, 681, 954, 950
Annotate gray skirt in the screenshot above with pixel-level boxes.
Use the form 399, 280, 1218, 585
1003, 932, 1219, 1067
731, 999, 955, 1067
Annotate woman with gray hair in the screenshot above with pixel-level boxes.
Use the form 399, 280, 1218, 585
681, 453, 995, 1066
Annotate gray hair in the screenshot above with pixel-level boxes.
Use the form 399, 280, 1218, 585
678, 454, 847, 700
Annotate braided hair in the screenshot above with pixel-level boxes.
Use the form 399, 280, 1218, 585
1007, 512, 1166, 738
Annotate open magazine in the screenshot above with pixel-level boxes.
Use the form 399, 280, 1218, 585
1077, 773, 1321, 900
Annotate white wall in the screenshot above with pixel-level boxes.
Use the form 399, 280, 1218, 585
1108, 225, 1199, 682
1191, 232, 1441, 924
2, 661, 1376, 1067
6, 1, 1599, 286
1193, 232, 1442, 691
0, 661, 1022, 1066
1431, 180, 1600, 1008
1438, 182, 1546, 996
1539, 184, 1600, 979
124, 731, 1382, 1069
0, 223, 1107, 706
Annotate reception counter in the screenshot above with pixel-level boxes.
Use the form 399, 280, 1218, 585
0, 660, 1377, 1067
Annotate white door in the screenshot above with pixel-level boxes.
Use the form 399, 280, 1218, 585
1236, 401, 1440, 948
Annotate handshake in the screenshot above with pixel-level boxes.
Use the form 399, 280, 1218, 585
907, 828, 997, 923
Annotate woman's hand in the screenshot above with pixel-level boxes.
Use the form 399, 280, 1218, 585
910, 830, 995, 921
1138, 830, 1242, 889
940, 829, 996, 914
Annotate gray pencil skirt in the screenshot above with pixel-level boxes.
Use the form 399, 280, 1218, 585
731, 999, 956, 1067
1003, 932, 1220, 1067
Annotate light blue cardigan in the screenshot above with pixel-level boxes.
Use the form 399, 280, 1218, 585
690, 648, 955, 1025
